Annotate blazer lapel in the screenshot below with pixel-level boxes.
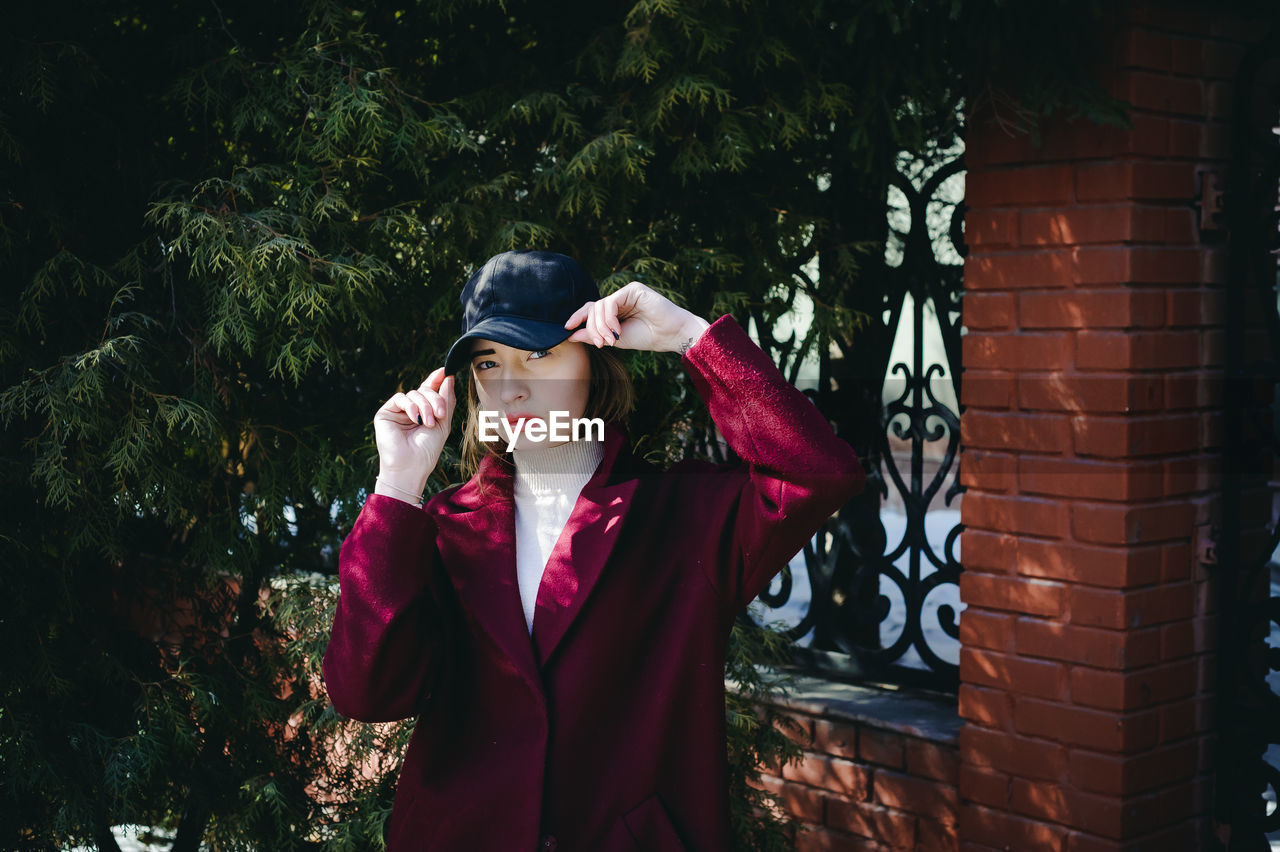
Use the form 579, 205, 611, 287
433, 423, 639, 690
530, 472, 637, 668
434, 461, 544, 702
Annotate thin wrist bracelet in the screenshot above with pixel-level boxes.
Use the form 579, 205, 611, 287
376, 476, 425, 504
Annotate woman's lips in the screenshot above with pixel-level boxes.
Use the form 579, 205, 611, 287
506, 413, 538, 425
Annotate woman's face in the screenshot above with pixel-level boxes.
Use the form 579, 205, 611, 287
469, 337, 592, 451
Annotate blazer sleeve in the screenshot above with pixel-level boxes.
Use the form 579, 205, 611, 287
679, 313, 866, 614
322, 494, 449, 723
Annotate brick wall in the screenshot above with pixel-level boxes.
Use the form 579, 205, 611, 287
957, 4, 1262, 850
753, 696, 960, 852
752, 3, 1270, 849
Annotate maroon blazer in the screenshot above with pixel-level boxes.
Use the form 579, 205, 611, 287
322, 314, 866, 851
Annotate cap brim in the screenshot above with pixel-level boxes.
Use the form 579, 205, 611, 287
444, 315, 576, 374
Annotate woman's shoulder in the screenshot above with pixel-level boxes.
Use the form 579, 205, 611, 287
640, 453, 749, 493
421, 475, 486, 516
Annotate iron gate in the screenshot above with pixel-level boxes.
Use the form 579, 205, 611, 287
741, 149, 967, 693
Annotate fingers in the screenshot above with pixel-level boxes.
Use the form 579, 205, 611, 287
602, 298, 623, 341
441, 375, 456, 414
419, 366, 446, 394
567, 292, 632, 348
431, 375, 455, 423
390, 391, 427, 427
382, 392, 415, 425
381, 387, 444, 430
405, 389, 440, 427
566, 299, 605, 348
403, 369, 459, 424
563, 302, 591, 331
567, 299, 621, 348
590, 301, 611, 347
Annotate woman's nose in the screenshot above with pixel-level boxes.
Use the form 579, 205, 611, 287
499, 379, 529, 406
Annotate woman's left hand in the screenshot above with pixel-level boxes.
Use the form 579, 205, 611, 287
563, 281, 710, 354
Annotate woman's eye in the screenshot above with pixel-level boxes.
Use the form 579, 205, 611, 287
475, 359, 497, 371
529, 349, 550, 360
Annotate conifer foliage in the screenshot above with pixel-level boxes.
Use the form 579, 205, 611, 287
1, 1, 1119, 848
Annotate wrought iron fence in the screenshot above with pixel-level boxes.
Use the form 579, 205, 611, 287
742, 147, 967, 693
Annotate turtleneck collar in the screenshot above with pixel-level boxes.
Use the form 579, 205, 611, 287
512, 437, 605, 497
457, 422, 631, 508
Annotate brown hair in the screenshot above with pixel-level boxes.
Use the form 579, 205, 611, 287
458, 343, 635, 493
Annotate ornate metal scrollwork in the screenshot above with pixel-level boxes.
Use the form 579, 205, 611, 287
745, 148, 967, 692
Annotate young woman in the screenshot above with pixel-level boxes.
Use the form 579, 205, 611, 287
323, 250, 865, 851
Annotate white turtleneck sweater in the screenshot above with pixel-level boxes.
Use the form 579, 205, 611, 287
511, 437, 605, 635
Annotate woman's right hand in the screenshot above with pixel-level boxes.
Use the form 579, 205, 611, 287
373, 367, 457, 499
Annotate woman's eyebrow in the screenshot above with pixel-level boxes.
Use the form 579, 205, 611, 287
470, 349, 495, 359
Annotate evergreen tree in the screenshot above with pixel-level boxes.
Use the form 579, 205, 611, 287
1, 1, 1125, 848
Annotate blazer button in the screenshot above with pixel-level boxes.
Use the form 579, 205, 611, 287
539, 835, 557, 851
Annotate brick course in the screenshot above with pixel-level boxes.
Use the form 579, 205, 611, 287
754, 708, 960, 852
755, 4, 1265, 848
954, 4, 1260, 848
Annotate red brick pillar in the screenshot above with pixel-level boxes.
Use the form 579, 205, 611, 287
956, 7, 1260, 849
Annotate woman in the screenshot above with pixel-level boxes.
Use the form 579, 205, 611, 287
323, 250, 865, 851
